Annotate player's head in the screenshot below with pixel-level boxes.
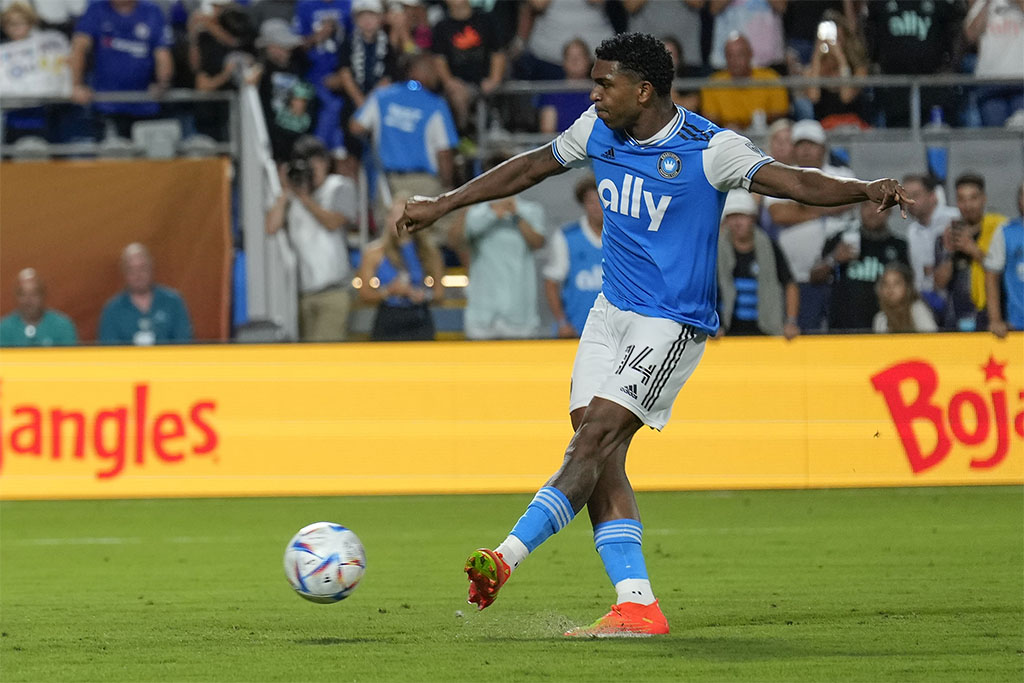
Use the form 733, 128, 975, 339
592, 32, 674, 129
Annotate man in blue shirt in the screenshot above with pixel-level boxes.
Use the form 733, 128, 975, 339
351, 53, 458, 244
542, 174, 604, 338
70, 0, 173, 136
984, 181, 1024, 338
99, 243, 193, 345
399, 32, 913, 637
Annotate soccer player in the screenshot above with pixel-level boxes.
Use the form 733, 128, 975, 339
398, 33, 912, 638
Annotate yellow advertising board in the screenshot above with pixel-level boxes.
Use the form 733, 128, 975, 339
0, 333, 1021, 500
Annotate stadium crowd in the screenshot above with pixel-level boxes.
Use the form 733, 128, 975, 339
1, 0, 1022, 345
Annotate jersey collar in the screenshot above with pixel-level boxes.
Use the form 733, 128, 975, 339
625, 106, 685, 148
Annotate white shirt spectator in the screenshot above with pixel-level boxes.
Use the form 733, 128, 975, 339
527, 0, 614, 66
969, 0, 1024, 77
764, 163, 856, 283
872, 301, 940, 333
907, 204, 960, 293
287, 174, 357, 294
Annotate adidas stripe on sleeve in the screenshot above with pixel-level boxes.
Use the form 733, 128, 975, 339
551, 106, 599, 168
702, 129, 774, 192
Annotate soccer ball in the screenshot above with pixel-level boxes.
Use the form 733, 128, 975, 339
284, 522, 366, 603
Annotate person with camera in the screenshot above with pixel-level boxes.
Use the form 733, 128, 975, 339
266, 135, 359, 342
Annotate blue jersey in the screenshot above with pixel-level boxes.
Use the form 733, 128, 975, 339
353, 81, 458, 174
987, 218, 1024, 329
552, 105, 773, 333
75, 0, 171, 115
544, 218, 604, 334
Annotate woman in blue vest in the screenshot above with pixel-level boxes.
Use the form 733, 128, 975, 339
357, 196, 444, 341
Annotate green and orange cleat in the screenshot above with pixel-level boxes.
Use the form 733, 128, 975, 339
563, 600, 670, 638
464, 548, 511, 611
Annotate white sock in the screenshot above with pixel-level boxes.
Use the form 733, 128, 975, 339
495, 535, 530, 572
615, 578, 656, 606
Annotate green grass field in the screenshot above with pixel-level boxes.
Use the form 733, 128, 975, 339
2, 486, 1022, 681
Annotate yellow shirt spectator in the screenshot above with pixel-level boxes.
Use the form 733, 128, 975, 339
701, 67, 790, 130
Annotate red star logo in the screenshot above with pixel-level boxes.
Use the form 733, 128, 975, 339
980, 355, 1007, 382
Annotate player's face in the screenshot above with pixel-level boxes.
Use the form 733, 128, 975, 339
590, 59, 642, 130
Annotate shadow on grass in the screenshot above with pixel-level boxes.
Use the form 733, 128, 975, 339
295, 637, 394, 646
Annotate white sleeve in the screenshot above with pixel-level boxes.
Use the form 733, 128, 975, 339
703, 129, 775, 192
551, 106, 598, 168
984, 224, 1006, 271
541, 228, 570, 282
911, 301, 939, 332
354, 95, 380, 135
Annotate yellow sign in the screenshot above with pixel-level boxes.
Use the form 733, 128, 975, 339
0, 334, 1021, 500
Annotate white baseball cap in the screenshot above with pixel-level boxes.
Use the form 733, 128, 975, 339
722, 189, 758, 218
791, 119, 826, 146
352, 0, 385, 13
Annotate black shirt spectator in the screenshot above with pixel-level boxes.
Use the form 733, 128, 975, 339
864, 0, 966, 126
431, 8, 500, 85
813, 203, 910, 331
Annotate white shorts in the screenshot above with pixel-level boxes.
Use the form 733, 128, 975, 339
569, 294, 707, 430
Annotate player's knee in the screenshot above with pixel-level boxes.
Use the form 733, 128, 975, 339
568, 417, 632, 464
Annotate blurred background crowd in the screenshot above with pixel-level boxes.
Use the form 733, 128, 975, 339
1, 0, 1022, 346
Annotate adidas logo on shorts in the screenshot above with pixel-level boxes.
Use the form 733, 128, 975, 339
620, 384, 638, 399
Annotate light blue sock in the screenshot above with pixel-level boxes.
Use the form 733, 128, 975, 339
594, 519, 655, 604
508, 486, 575, 552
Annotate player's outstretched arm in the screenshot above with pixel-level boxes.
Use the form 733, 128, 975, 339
398, 146, 567, 234
749, 162, 914, 216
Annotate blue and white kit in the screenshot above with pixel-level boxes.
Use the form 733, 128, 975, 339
552, 105, 773, 428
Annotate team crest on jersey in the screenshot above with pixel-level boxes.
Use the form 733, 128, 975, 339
745, 141, 766, 157
134, 23, 150, 40
657, 152, 681, 179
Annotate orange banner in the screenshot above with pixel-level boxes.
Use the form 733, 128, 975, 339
0, 333, 1020, 500
0, 158, 232, 342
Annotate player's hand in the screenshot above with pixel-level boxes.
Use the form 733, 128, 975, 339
990, 320, 1009, 339
398, 195, 447, 234
866, 178, 914, 218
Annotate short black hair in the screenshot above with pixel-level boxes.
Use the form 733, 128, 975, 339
291, 134, 328, 162
574, 174, 597, 204
955, 172, 986, 193
902, 173, 939, 193
595, 32, 674, 97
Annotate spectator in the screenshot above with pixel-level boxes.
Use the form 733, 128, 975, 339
965, 0, 1024, 127
266, 135, 358, 342
810, 202, 910, 331
249, 17, 315, 162
1, 2, 69, 143
901, 173, 960, 311
99, 243, 194, 345
765, 118, 856, 330
802, 11, 869, 130
191, 3, 255, 92
357, 195, 445, 341
700, 32, 789, 131
872, 262, 939, 333
430, 0, 505, 132
542, 174, 604, 338
754, 117, 793, 240
984, 181, 1024, 337
386, 0, 431, 54
521, 0, 614, 80
69, 0, 173, 138
327, 0, 397, 111
864, 0, 965, 127
13, 0, 86, 37
627, 1, 705, 71
708, 0, 786, 72
0, 268, 77, 347
350, 53, 458, 243
293, 0, 351, 157
537, 37, 593, 135
782, 0, 852, 66
933, 173, 1006, 330
457, 154, 548, 339
717, 189, 800, 339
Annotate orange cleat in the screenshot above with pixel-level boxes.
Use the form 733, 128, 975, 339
564, 600, 670, 638
464, 548, 511, 611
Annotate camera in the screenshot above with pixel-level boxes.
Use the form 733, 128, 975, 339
286, 158, 313, 190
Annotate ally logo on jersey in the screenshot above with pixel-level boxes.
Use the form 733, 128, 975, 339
597, 173, 672, 232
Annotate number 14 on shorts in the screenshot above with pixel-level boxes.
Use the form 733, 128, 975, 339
615, 344, 655, 385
